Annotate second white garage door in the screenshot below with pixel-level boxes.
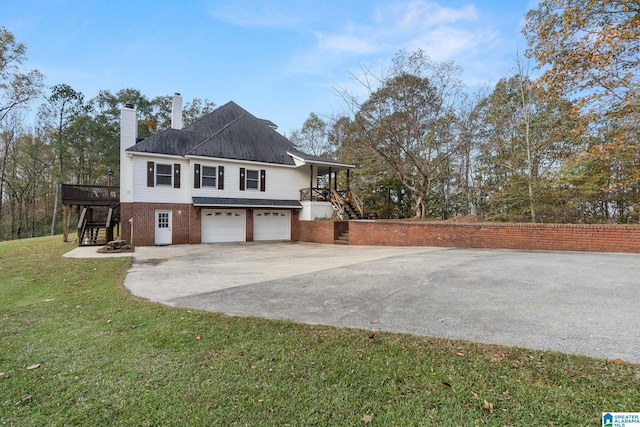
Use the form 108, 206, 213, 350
201, 209, 246, 243
254, 210, 291, 241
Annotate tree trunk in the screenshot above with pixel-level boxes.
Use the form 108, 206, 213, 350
51, 183, 60, 235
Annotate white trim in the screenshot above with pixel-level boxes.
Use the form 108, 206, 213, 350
186, 155, 298, 168
196, 203, 302, 209
286, 151, 355, 169
127, 151, 184, 160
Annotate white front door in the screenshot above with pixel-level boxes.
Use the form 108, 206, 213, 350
155, 210, 172, 245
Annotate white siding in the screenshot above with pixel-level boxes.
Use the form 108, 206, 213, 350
191, 160, 309, 201
130, 156, 313, 205
131, 157, 191, 204
299, 200, 335, 220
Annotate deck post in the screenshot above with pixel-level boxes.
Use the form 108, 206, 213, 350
62, 205, 69, 242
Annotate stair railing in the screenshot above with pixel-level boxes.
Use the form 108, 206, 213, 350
77, 208, 88, 244
346, 189, 364, 218
330, 188, 346, 219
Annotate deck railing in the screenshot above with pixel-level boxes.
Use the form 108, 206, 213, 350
299, 187, 332, 202
300, 187, 364, 219
62, 184, 119, 206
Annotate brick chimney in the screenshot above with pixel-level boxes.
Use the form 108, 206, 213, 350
171, 93, 183, 129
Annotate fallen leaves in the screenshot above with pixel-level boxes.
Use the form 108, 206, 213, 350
483, 400, 494, 414
361, 413, 373, 423
26, 363, 42, 370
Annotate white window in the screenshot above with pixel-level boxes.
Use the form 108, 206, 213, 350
156, 164, 172, 186
202, 166, 217, 187
246, 169, 259, 190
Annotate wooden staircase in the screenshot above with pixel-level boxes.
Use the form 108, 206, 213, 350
330, 189, 364, 220
78, 205, 120, 246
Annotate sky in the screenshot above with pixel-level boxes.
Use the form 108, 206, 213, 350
2, 0, 538, 134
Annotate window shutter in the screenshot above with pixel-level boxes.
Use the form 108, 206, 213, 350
194, 164, 201, 189
173, 164, 181, 188
218, 166, 224, 190
147, 161, 155, 187
239, 167, 245, 191
260, 169, 266, 192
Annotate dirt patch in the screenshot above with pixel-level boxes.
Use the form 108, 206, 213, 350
444, 215, 486, 223
376, 215, 486, 223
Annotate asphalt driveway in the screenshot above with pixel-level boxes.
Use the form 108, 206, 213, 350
123, 242, 640, 364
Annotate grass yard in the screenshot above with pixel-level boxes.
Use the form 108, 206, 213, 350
1, 236, 638, 426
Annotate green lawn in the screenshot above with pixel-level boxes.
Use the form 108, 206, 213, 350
1, 236, 638, 426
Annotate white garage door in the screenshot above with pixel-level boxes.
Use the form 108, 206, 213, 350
254, 210, 291, 241
201, 209, 246, 243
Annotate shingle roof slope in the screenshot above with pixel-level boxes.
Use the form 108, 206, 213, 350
182, 101, 246, 135
126, 101, 351, 167
126, 129, 203, 156
187, 113, 298, 165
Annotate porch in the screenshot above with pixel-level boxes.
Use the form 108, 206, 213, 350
298, 187, 364, 220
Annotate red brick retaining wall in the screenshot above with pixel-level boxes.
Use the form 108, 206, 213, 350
292, 218, 337, 244
296, 220, 640, 253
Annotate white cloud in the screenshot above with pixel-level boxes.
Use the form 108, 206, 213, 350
390, 1, 479, 30
407, 26, 500, 62
289, 0, 497, 76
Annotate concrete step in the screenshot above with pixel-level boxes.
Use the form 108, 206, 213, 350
334, 231, 349, 245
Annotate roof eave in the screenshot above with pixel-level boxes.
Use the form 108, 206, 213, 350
286, 151, 355, 170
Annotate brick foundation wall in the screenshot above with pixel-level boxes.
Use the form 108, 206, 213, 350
296, 220, 640, 253
120, 202, 200, 246
292, 219, 337, 244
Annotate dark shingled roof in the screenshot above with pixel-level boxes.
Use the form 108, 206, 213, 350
188, 113, 298, 165
125, 129, 203, 156
193, 197, 302, 208
126, 101, 352, 168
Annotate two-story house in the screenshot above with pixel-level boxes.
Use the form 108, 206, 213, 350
118, 94, 357, 245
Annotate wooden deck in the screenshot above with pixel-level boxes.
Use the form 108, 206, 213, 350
62, 184, 119, 207
61, 184, 121, 245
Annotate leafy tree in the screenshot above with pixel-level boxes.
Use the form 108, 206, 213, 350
182, 97, 217, 128
1, 126, 53, 239
523, 0, 639, 117
38, 84, 85, 234
0, 27, 44, 123
339, 50, 465, 218
87, 90, 216, 185
289, 112, 334, 157
474, 72, 584, 222
524, 1, 639, 222
1, 28, 43, 236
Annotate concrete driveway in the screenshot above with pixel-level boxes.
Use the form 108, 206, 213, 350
123, 242, 640, 364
